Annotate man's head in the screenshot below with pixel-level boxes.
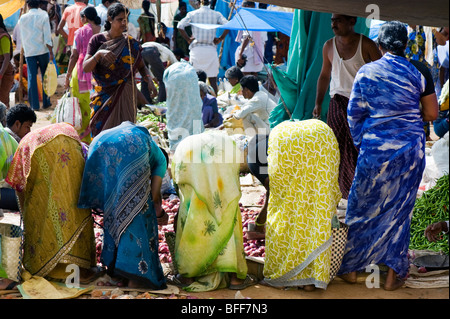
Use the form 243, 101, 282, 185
6, 104, 37, 139
39, 0, 48, 11
196, 69, 207, 83
27, 0, 40, 9
178, 1, 187, 15
199, 0, 210, 7
331, 14, 357, 36
102, 0, 117, 8
240, 75, 259, 99
242, 1, 256, 8
142, 0, 150, 12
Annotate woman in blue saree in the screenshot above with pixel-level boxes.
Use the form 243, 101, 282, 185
338, 21, 438, 290
78, 121, 168, 289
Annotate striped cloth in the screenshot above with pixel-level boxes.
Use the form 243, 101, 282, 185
327, 94, 359, 199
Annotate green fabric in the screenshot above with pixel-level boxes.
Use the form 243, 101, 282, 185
269, 10, 369, 128
0, 124, 18, 180
171, 131, 247, 292
0, 36, 10, 55
0, 236, 8, 278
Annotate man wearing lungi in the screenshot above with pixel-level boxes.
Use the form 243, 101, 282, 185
177, 0, 229, 94
313, 14, 381, 199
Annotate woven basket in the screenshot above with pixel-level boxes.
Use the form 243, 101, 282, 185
0, 223, 23, 282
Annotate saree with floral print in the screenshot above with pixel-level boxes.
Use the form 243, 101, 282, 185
78, 122, 167, 289
171, 131, 248, 292
5, 123, 95, 280
87, 33, 143, 138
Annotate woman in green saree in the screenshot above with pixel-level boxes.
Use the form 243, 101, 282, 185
171, 130, 257, 291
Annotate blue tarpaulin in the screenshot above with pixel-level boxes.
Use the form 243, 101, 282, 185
192, 7, 294, 36
219, 8, 294, 36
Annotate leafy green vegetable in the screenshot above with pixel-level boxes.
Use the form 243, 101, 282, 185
409, 174, 449, 254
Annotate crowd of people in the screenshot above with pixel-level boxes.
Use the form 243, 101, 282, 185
0, 0, 449, 296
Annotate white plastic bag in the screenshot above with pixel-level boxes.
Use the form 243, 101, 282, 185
431, 132, 449, 178
52, 91, 82, 130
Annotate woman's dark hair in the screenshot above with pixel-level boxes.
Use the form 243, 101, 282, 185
377, 21, 408, 56
196, 70, 207, 82
104, 2, 128, 31
225, 66, 244, 81
6, 104, 37, 128
81, 6, 101, 26
240, 75, 259, 93
0, 13, 8, 34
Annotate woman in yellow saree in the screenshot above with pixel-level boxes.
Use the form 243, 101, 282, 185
262, 119, 341, 291
5, 123, 97, 283
171, 130, 255, 292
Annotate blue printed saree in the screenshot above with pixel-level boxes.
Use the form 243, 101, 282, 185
78, 121, 167, 289
339, 53, 427, 279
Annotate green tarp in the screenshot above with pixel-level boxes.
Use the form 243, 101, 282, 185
269, 10, 370, 128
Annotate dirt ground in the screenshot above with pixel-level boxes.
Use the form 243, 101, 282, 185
2, 80, 448, 300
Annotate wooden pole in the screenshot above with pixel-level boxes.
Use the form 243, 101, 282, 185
18, 3, 27, 103
156, 0, 161, 36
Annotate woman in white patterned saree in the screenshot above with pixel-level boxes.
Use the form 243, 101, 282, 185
262, 119, 341, 291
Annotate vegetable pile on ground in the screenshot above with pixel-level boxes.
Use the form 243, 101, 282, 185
157, 195, 266, 265
93, 191, 267, 268
136, 105, 169, 150
409, 174, 449, 254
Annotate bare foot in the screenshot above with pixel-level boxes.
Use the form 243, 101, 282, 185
0, 278, 18, 290
303, 284, 316, 292
127, 279, 150, 289
338, 272, 357, 284
384, 268, 404, 291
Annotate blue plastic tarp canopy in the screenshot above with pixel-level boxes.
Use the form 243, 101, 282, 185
191, 7, 294, 36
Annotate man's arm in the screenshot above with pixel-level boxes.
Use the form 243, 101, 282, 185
177, 15, 194, 44
313, 41, 332, 118
363, 36, 382, 63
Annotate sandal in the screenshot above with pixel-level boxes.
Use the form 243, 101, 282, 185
166, 274, 192, 288
228, 274, 258, 290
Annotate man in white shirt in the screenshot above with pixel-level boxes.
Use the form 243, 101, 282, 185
96, 0, 117, 29
177, 0, 229, 94
141, 42, 178, 103
226, 75, 276, 137
17, 0, 53, 111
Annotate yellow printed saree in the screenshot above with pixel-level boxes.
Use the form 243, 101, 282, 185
171, 131, 247, 291
6, 123, 95, 280
263, 120, 341, 289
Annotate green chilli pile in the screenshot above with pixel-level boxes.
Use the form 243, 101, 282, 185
409, 174, 449, 254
